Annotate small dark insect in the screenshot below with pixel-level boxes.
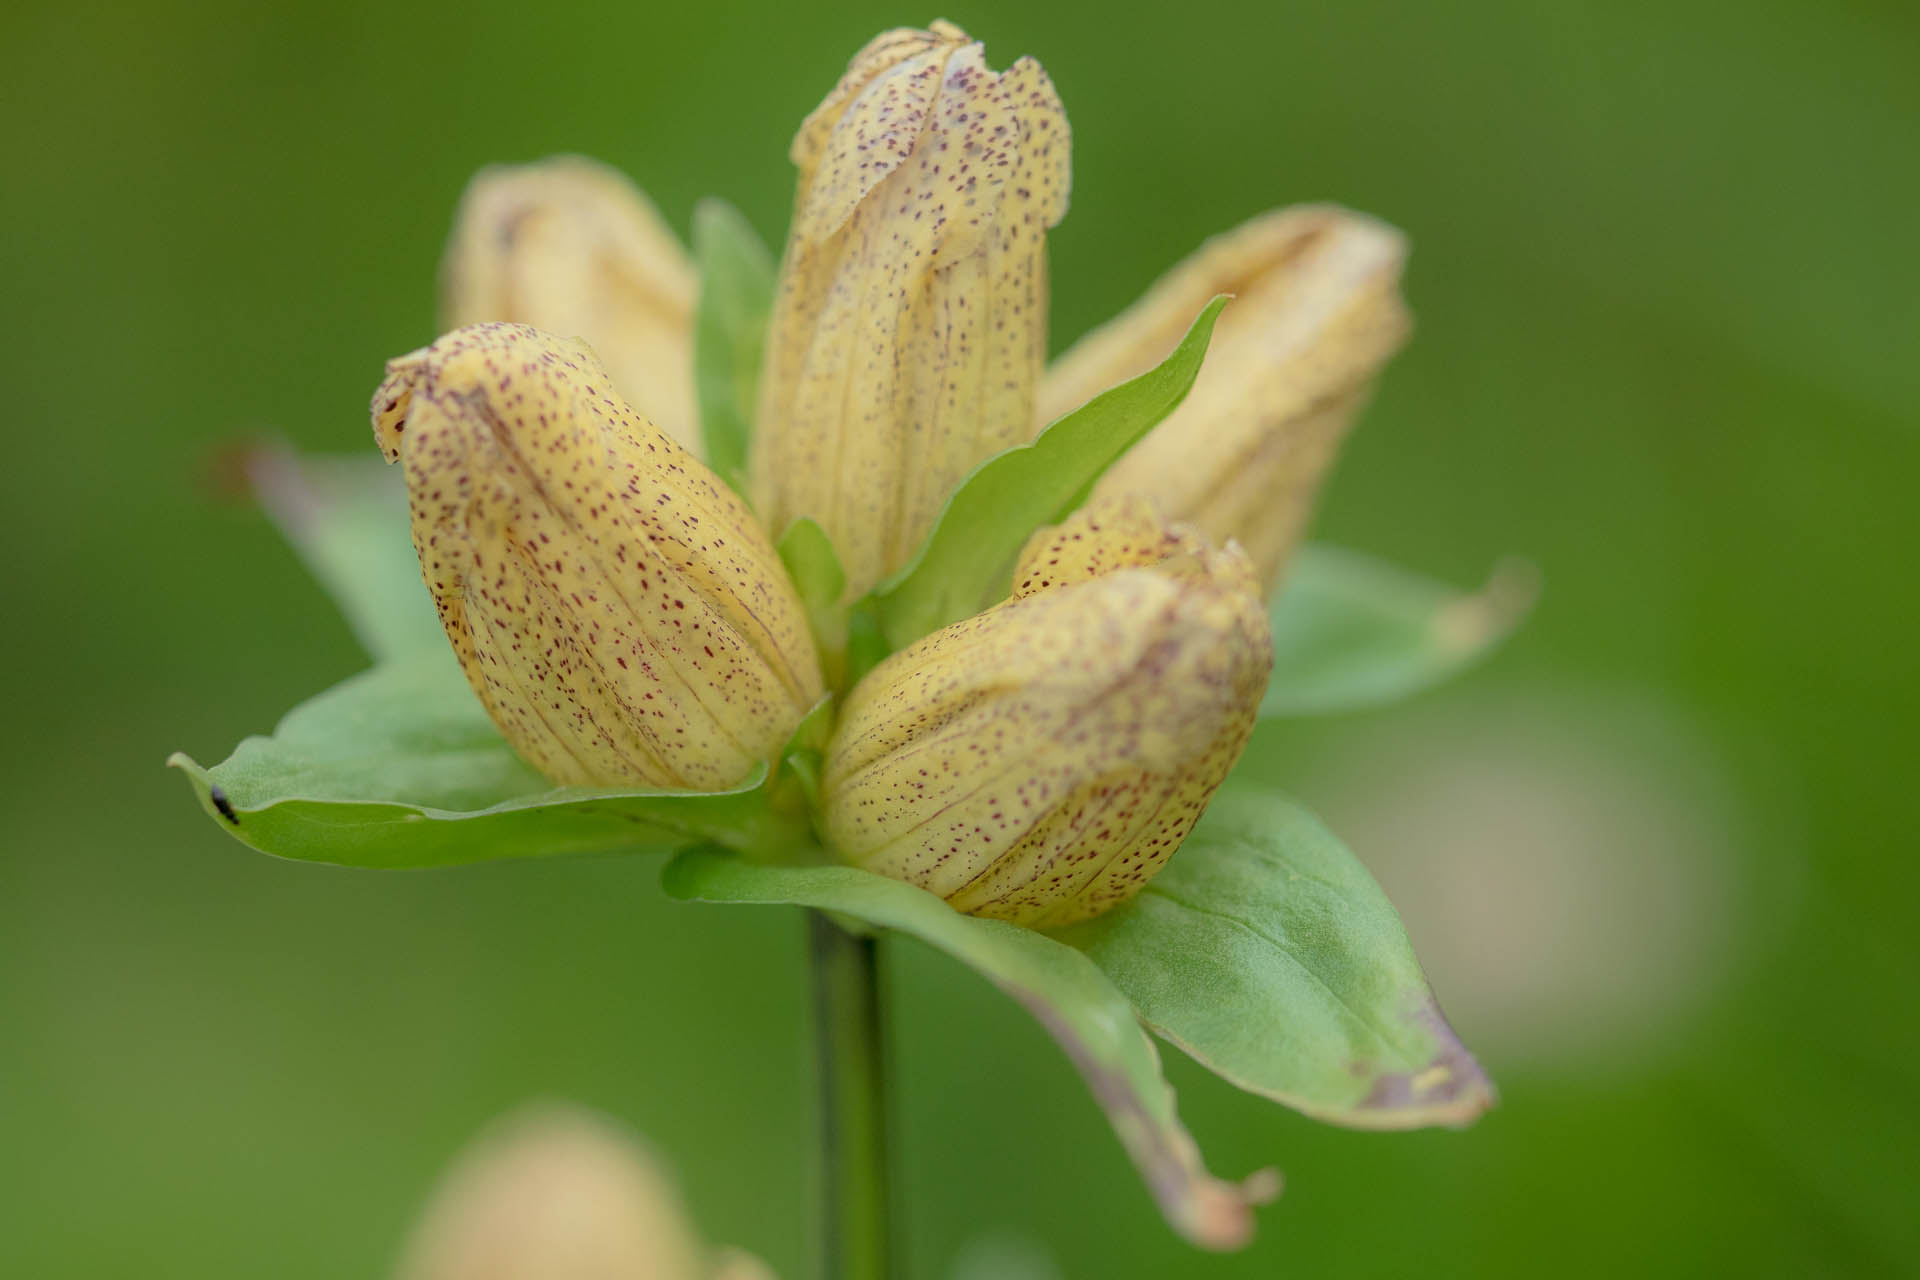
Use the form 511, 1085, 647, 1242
209, 785, 239, 825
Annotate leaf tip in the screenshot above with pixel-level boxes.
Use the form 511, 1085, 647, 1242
1011, 992, 1275, 1251
169, 752, 247, 828
691, 194, 759, 244
239, 441, 316, 531
1433, 555, 1538, 658
1353, 996, 1497, 1128
1173, 1165, 1283, 1252
166, 750, 215, 793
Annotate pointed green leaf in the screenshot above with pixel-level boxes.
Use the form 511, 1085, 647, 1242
869, 296, 1229, 651
776, 515, 848, 686
661, 849, 1275, 1250
1262, 546, 1535, 717
247, 447, 441, 662
1054, 784, 1495, 1129
692, 198, 776, 494
767, 695, 834, 820
169, 653, 803, 868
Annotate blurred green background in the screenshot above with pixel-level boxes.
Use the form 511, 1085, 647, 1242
4, 0, 1916, 1274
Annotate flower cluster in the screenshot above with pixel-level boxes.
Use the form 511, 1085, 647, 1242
372, 21, 1406, 925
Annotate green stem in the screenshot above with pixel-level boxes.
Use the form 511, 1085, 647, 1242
807, 909, 891, 1280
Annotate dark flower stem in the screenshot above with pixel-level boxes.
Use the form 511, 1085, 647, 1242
808, 909, 891, 1280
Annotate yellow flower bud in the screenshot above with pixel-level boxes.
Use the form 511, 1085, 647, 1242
394, 1103, 771, 1280
372, 322, 823, 790
822, 496, 1270, 927
440, 157, 703, 454
1043, 207, 1410, 589
752, 21, 1072, 597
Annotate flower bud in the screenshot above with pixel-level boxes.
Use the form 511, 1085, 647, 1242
752, 21, 1072, 597
372, 322, 823, 790
441, 157, 703, 453
394, 1103, 770, 1280
822, 496, 1270, 927
1042, 207, 1409, 589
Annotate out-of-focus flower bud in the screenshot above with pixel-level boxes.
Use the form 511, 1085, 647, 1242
752, 21, 1071, 598
440, 157, 703, 454
372, 322, 823, 790
710, 1251, 779, 1280
822, 496, 1270, 927
393, 1102, 774, 1280
1041, 207, 1409, 589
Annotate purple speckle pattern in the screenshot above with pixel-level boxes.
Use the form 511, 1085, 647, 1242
371, 322, 823, 790
753, 21, 1073, 599
824, 497, 1272, 927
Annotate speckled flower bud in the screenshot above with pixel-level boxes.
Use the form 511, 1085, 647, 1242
752, 21, 1072, 598
822, 496, 1271, 927
372, 322, 822, 790
440, 157, 703, 453
1042, 207, 1410, 589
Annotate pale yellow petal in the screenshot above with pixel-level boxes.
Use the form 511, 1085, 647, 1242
753, 23, 1072, 598
823, 501, 1268, 927
441, 157, 702, 454
1042, 207, 1409, 588
1010, 492, 1215, 596
373, 322, 822, 790
709, 1249, 781, 1280
392, 1103, 708, 1280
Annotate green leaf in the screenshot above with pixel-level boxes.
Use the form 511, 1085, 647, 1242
776, 516, 848, 686
661, 849, 1275, 1251
767, 695, 834, 819
1053, 784, 1495, 1129
869, 296, 1229, 651
692, 198, 776, 493
1262, 545, 1535, 717
169, 653, 802, 869
247, 447, 441, 662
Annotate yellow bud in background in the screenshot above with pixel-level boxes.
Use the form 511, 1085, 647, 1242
441, 158, 703, 454
372, 322, 823, 790
393, 1102, 774, 1280
1042, 207, 1410, 590
753, 21, 1072, 598
822, 496, 1271, 927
